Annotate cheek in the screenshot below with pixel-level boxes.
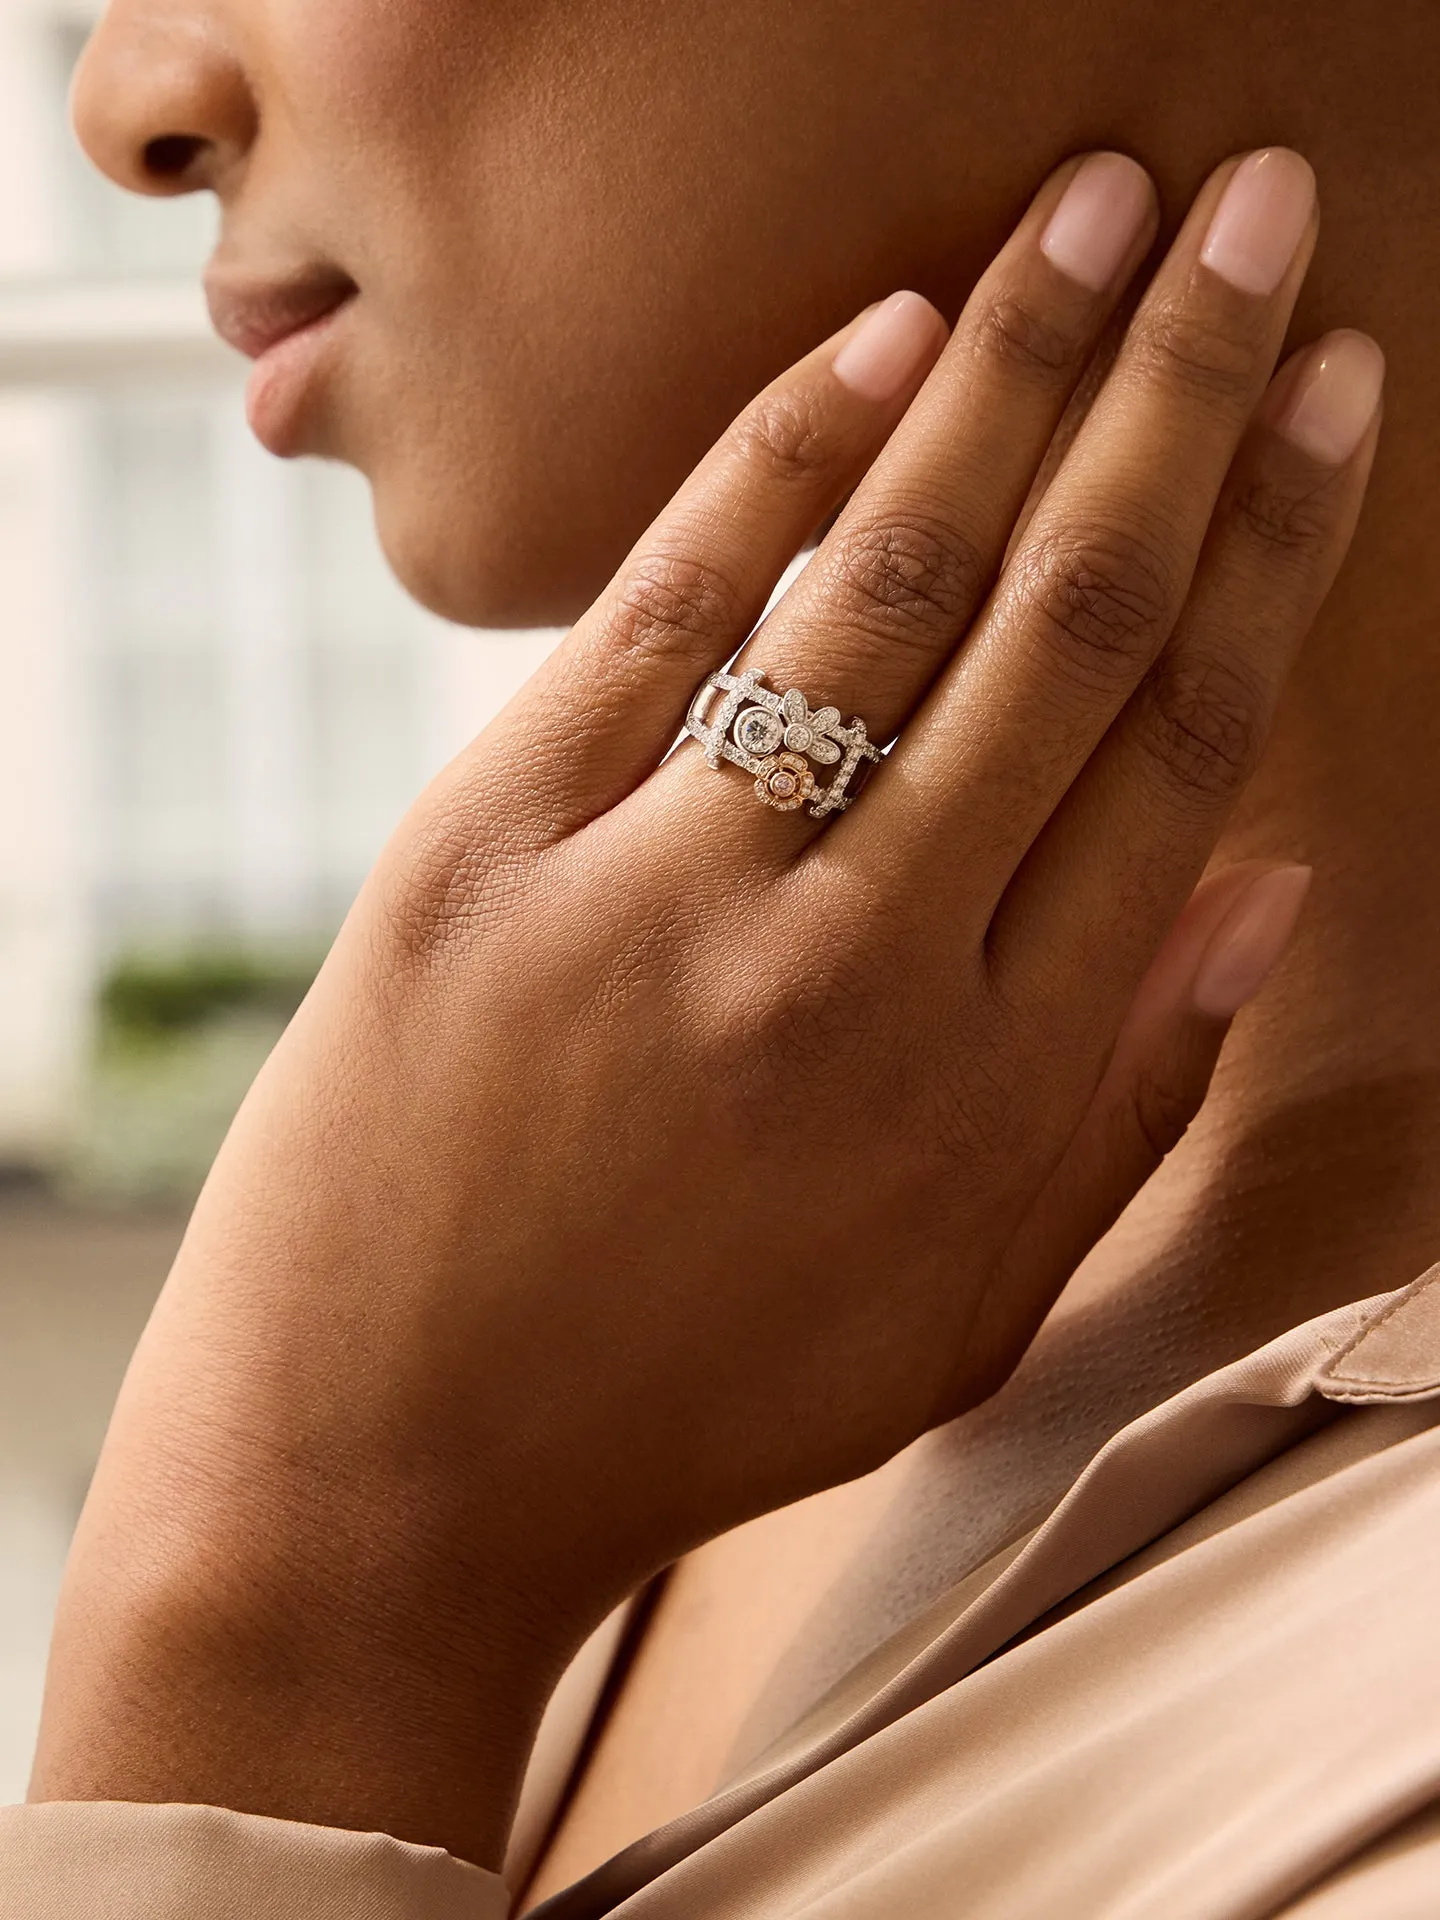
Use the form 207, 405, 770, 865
263, 2, 926, 625
261, 0, 489, 140
302, 32, 788, 622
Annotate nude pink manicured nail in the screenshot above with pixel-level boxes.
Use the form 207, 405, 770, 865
1200, 149, 1316, 296
1279, 331, 1386, 465
1191, 864, 1313, 1019
1040, 153, 1154, 292
831, 291, 941, 401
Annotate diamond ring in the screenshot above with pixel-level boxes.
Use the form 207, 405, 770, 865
684, 669, 882, 818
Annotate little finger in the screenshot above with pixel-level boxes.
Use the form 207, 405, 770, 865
990, 330, 1381, 1010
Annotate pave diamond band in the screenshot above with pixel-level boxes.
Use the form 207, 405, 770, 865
684, 669, 883, 818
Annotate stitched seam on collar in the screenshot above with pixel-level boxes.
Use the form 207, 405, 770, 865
1317, 1265, 1440, 1392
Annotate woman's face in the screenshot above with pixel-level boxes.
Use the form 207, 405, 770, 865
73, 0, 1045, 626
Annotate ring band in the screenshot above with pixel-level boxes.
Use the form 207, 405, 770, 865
684, 669, 883, 818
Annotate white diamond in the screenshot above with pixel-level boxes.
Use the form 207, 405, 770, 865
736, 707, 784, 756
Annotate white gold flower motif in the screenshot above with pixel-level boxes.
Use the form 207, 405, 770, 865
779, 687, 843, 765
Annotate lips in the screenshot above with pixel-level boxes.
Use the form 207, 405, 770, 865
202, 258, 359, 456
204, 265, 357, 361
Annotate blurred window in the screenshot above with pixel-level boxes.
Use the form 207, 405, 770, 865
0, 15, 467, 956
0, 3, 502, 1166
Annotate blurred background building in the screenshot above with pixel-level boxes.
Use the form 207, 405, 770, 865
0, 0, 559, 1797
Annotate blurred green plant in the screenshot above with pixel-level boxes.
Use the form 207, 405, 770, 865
63, 948, 325, 1204
97, 950, 320, 1047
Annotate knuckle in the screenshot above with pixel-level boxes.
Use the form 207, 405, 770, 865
1015, 524, 1176, 681
1138, 652, 1265, 803
824, 511, 986, 649
377, 803, 517, 971
724, 960, 872, 1113
604, 550, 746, 669
929, 1044, 1016, 1168
1228, 469, 1338, 556
716, 898, 900, 1106
975, 293, 1084, 380
1127, 1060, 1202, 1165
1129, 301, 1258, 404
732, 386, 834, 485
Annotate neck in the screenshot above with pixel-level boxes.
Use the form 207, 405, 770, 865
1001, 2, 1440, 1380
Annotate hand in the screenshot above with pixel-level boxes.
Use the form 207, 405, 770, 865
33, 149, 1379, 1869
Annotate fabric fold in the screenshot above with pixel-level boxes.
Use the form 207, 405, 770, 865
530, 1272, 1440, 1916
0, 1800, 509, 1920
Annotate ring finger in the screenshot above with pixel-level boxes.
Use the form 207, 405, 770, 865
656, 149, 1161, 852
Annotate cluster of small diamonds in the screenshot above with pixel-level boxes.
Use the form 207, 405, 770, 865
774, 687, 844, 765
683, 668, 882, 819
735, 687, 848, 809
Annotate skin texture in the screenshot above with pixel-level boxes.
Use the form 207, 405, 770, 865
71, 0, 1041, 623
68, 0, 1411, 629
28, 129, 1377, 1871
47, 0, 1440, 1893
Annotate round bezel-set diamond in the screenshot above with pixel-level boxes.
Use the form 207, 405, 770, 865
734, 705, 785, 757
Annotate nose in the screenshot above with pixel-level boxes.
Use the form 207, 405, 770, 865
71, 4, 258, 199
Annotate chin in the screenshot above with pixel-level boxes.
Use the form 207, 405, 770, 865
371, 493, 577, 630
360, 360, 733, 629
370, 451, 653, 630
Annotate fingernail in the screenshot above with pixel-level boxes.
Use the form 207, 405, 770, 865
1040, 152, 1155, 293
831, 290, 941, 400
1200, 149, 1316, 296
1278, 330, 1385, 464
1191, 864, 1312, 1019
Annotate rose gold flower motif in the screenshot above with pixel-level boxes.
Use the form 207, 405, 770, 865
753, 751, 817, 812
